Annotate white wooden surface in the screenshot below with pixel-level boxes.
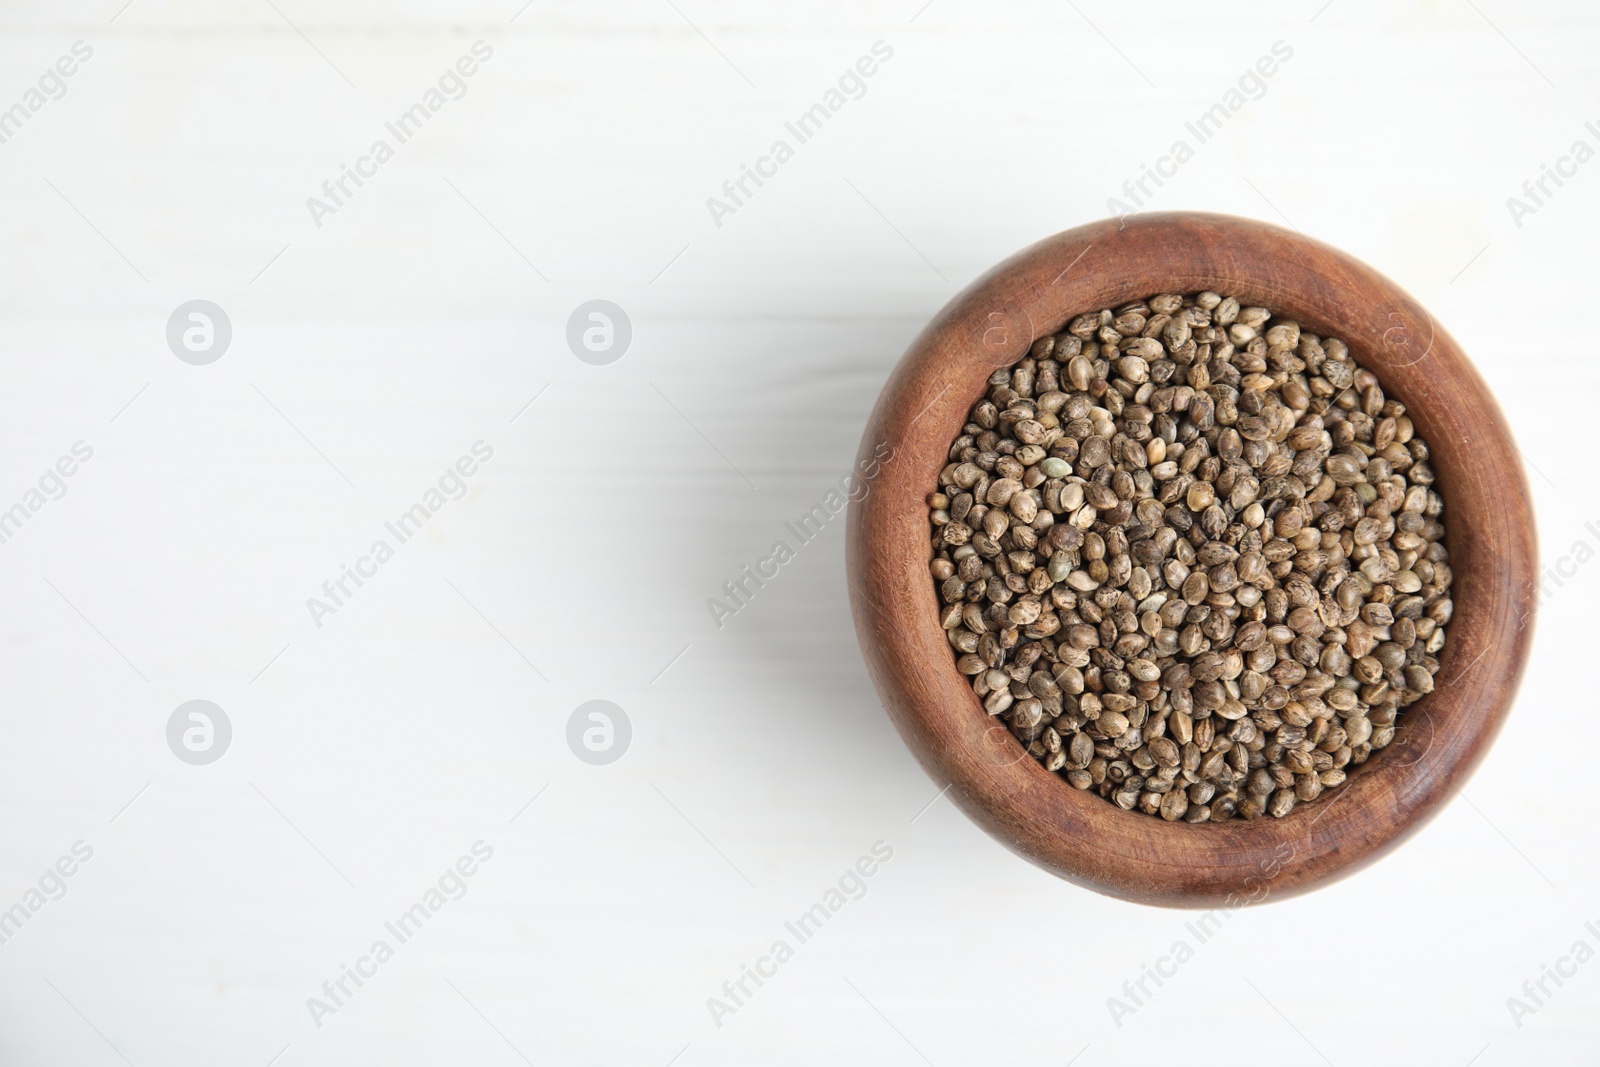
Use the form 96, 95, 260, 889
0, 1, 1595, 1063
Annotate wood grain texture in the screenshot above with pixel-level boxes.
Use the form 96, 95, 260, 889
847, 212, 1537, 908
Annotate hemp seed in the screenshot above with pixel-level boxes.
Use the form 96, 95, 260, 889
929, 292, 1451, 821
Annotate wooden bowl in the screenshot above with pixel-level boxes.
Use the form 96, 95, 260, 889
847, 211, 1537, 908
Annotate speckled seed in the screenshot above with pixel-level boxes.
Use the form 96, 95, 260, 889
1097, 711, 1131, 737
1160, 790, 1188, 821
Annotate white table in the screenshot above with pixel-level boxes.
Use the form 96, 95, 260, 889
0, 1, 1593, 1063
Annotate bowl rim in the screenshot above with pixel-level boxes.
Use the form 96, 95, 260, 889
846, 210, 1538, 908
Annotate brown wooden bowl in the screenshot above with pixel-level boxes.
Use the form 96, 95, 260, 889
847, 211, 1537, 908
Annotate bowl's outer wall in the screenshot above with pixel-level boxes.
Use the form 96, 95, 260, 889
846, 212, 1537, 908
